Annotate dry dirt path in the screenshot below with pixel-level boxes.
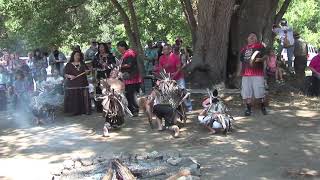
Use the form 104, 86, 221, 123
0, 92, 319, 180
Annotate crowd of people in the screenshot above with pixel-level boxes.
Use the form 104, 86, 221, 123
0, 19, 319, 137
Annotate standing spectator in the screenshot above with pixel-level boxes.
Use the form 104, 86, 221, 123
293, 33, 308, 89
0, 65, 9, 110
93, 43, 116, 80
117, 41, 142, 116
107, 42, 118, 57
49, 46, 67, 76
240, 32, 268, 116
85, 39, 98, 61
32, 49, 48, 84
308, 50, 320, 96
144, 41, 158, 75
12, 70, 30, 109
171, 45, 192, 111
272, 19, 295, 71
64, 51, 91, 115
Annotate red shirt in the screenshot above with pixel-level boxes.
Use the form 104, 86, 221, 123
240, 43, 265, 77
309, 54, 320, 74
121, 49, 142, 85
159, 53, 183, 80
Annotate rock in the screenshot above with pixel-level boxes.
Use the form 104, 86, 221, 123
167, 157, 182, 166
177, 175, 200, 180
81, 158, 94, 166
50, 165, 63, 176
189, 164, 201, 176
180, 165, 201, 177
71, 154, 81, 162
74, 161, 82, 168
62, 169, 71, 175
94, 156, 107, 164
63, 160, 74, 170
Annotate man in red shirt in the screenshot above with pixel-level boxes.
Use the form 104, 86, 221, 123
117, 41, 142, 116
309, 50, 320, 96
159, 44, 192, 111
240, 32, 268, 116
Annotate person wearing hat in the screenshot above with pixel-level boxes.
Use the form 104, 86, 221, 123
85, 39, 98, 62
293, 32, 308, 89
272, 19, 295, 71
49, 46, 67, 76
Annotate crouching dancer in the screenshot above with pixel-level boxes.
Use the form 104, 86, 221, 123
198, 89, 234, 135
100, 69, 131, 137
146, 82, 180, 138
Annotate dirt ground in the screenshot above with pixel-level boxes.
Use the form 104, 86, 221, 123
0, 84, 319, 180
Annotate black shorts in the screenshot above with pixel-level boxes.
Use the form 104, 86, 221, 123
153, 104, 175, 126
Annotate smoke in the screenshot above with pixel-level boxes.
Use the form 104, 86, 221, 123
0, 97, 35, 129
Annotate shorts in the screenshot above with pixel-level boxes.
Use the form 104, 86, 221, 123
241, 76, 265, 99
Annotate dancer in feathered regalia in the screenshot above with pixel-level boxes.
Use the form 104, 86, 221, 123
198, 89, 234, 135
99, 68, 132, 137
146, 71, 190, 138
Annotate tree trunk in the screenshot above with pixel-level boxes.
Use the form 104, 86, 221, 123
110, 0, 145, 75
180, 0, 197, 47
188, 0, 235, 88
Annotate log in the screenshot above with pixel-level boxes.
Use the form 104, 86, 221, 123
102, 165, 113, 180
130, 165, 168, 178
112, 159, 137, 180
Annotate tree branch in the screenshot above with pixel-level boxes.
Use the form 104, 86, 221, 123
180, 0, 197, 46
127, 0, 142, 52
110, 0, 135, 47
274, 0, 292, 25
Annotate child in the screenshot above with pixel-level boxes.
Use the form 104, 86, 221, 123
13, 70, 30, 110
266, 50, 285, 83
198, 89, 233, 134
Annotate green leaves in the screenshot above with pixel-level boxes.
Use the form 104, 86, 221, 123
284, 0, 320, 47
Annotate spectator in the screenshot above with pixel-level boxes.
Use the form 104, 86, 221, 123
13, 70, 30, 109
308, 50, 320, 96
144, 41, 158, 75
49, 46, 67, 76
117, 41, 142, 116
266, 49, 284, 83
85, 39, 98, 62
32, 49, 48, 84
272, 19, 295, 71
240, 32, 268, 116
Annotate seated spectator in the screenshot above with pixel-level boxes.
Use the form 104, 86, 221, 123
266, 50, 284, 83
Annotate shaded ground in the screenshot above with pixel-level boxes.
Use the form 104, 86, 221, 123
0, 84, 319, 180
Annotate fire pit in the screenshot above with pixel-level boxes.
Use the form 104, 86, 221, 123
52, 151, 201, 180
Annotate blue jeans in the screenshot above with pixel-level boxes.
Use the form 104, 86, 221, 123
279, 46, 294, 68
176, 79, 192, 111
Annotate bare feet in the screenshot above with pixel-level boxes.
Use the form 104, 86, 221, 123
209, 129, 216, 135
172, 125, 180, 138
103, 123, 111, 137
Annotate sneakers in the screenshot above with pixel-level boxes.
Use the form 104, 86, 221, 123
244, 104, 251, 116
244, 109, 252, 116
